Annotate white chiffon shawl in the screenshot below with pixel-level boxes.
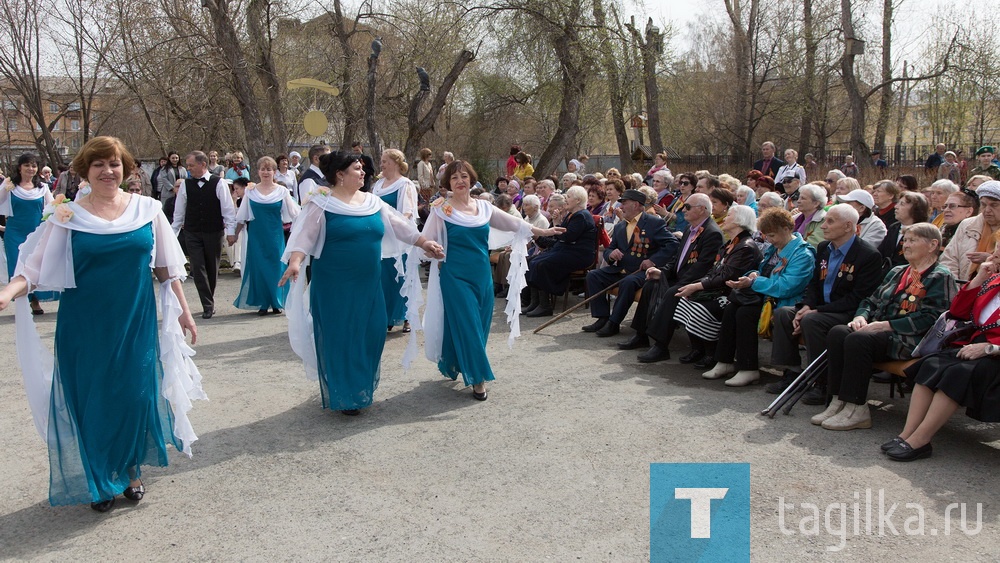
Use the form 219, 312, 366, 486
11, 195, 206, 456
0, 184, 52, 217
282, 191, 424, 380
235, 185, 301, 225
419, 199, 533, 368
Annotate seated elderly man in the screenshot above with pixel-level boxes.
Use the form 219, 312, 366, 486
767, 203, 883, 400
583, 189, 678, 337
836, 187, 887, 247
621, 193, 724, 362
940, 180, 1000, 282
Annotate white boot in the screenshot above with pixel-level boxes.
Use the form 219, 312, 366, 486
810, 398, 845, 426
702, 362, 736, 380
821, 402, 872, 430
724, 370, 760, 387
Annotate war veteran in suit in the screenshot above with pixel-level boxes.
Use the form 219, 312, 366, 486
583, 189, 679, 337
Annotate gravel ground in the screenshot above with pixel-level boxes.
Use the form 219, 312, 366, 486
0, 273, 998, 561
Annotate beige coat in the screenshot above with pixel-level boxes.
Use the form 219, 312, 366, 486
939, 214, 990, 282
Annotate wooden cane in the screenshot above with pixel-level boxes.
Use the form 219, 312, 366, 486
533, 268, 643, 334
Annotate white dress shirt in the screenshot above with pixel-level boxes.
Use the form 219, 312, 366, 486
297, 164, 326, 205
170, 173, 237, 236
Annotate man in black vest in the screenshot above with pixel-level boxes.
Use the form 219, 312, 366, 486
767, 204, 883, 401
172, 151, 237, 319
297, 144, 331, 203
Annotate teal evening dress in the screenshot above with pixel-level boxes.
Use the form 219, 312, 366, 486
48, 223, 178, 505
6, 193, 58, 302
377, 189, 407, 326
438, 220, 496, 385
311, 211, 386, 410
233, 199, 288, 311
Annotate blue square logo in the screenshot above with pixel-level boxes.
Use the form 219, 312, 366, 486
650, 463, 750, 562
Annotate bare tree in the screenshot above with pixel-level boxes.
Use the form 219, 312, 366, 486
627, 16, 665, 155
246, 0, 287, 154
592, 0, 631, 173
402, 49, 475, 166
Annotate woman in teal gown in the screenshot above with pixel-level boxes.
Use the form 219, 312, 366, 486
0, 137, 201, 512
281, 151, 443, 415
233, 156, 300, 314
0, 153, 56, 313
421, 161, 563, 401
372, 149, 418, 331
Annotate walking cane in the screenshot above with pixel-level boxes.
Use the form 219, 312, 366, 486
769, 355, 826, 418
533, 268, 642, 334
761, 350, 827, 417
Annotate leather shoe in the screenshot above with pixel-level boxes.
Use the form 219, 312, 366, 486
637, 344, 670, 363
123, 482, 145, 502
765, 370, 800, 394
801, 385, 827, 406
886, 440, 932, 462
678, 351, 704, 364
202, 309, 214, 319
692, 356, 716, 370
582, 318, 608, 332
472, 390, 488, 401
341, 409, 361, 416
618, 334, 650, 350
880, 437, 905, 453
525, 306, 553, 318
91, 498, 115, 512
595, 322, 620, 337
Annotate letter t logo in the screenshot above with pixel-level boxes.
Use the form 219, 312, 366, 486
675, 488, 729, 538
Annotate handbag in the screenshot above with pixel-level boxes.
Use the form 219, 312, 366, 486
911, 312, 974, 358
728, 287, 763, 307
757, 297, 775, 338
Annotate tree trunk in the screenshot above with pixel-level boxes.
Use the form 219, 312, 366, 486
723, 0, 758, 164
595, 3, 630, 173
247, 0, 287, 155
534, 28, 587, 179
840, 0, 871, 169
402, 50, 475, 166
366, 52, 380, 166
330, 0, 362, 148
641, 18, 663, 155
796, 0, 815, 159
203, 0, 267, 161
871, 0, 893, 154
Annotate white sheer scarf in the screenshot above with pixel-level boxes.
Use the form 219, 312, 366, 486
418, 199, 533, 369
0, 184, 52, 217
282, 190, 424, 380
12, 195, 205, 456
235, 185, 301, 224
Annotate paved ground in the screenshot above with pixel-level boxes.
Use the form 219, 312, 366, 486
1, 272, 999, 561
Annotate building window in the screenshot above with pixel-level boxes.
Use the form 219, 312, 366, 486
53, 121, 60, 131
71, 138, 80, 148
49, 102, 58, 113
71, 119, 80, 131
3, 100, 16, 111
68, 102, 81, 111
7, 118, 17, 131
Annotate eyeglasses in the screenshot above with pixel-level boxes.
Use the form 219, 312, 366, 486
678, 180, 692, 186
683, 204, 708, 211
942, 203, 971, 210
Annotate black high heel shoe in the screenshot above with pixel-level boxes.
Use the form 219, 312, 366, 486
123, 482, 145, 501
91, 498, 115, 512
472, 388, 488, 401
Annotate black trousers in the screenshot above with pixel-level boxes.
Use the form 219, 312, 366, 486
630, 277, 684, 345
770, 307, 853, 377
586, 268, 646, 324
185, 229, 223, 312
825, 324, 893, 405
713, 299, 764, 370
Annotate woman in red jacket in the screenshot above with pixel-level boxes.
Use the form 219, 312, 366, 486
891, 236, 1000, 461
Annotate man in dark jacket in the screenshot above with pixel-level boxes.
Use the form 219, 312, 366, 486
767, 204, 883, 402
752, 141, 783, 179
620, 193, 723, 362
584, 189, 678, 337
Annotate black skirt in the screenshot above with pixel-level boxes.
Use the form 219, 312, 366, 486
908, 349, 1000, 422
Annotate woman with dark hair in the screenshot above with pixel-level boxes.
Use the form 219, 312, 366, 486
664, 172, 697, 232
940, 189, 978, 247
878, 191, 930, 275
274, 154, 299, 202
506, 145, 521, 178
586, 184, 607, 216
280, 151, 444, 416
872, 180, 900, 226
0, 153, 55, 314
421, 160, 563, 400
896, 174, 919, 193
708, 187, 735, 231
0, 136, 201, 511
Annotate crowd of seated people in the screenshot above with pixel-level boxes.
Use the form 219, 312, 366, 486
477, 145, 1000, 462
